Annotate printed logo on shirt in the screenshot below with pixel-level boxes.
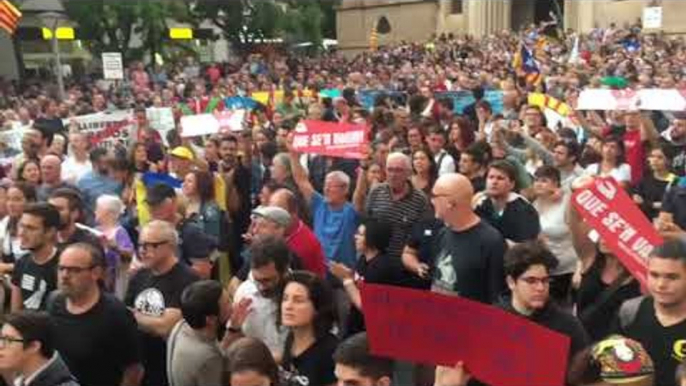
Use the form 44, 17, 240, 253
433, 250, 457, 294
134, 288, 166, 317
23, 278, 47, 310
20, 274, 35, 291
673, 339, 686, 362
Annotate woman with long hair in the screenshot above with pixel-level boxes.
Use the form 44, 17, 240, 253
0, 182, 36, 275
584, 136, 632, 187
278, 271, 338, 386
17, 159, 41, 187
182, 170, 222, 240
411, 147, 438, 196
447, 116, 475, 161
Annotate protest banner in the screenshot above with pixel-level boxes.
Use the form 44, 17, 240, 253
436, 90, 504, 115
145, 107, 175, 146
251, 90, 314, 106
643, 7, 662, 30
577, 89, 686, 111
362, 284, 570, 386
102, 52, 124, 80
180, 114, 220, 137
65, 110, 135, 148
292, 120, 368, 159
572, 177, 663, 287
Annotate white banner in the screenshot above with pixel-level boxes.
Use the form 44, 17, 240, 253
146, 107, 175, 145
64, 110, 135, 149
102, 52, 124, 80
577, 89, 686, 111
180, 114, 220, 137
643, 7, 662, 30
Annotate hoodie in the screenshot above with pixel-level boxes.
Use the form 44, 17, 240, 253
20, 353, 80, 386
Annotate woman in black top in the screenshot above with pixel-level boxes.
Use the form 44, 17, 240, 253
330, 218, 397, 336
632, 145, 677, 220
279, 271, 338, 386
569, 189, 641, 341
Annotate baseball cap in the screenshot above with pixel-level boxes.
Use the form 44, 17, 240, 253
591, 335, 654, 385
170, 146, 194, 161
252, 206, 291, 228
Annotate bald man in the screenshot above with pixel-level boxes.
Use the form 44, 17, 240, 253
403, 173, 506, 303
37, 154, 77, 202
269, 189, 326, 277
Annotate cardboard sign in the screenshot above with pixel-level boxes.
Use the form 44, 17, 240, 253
102, 52, 124, 80
65, 110, 135, 148
180, 114, 220, 137
292, 120, 368, 159
215, 109, 246, 132
643, 7, 662, 29
362, 284, 570, 386
572, 178, 663, 287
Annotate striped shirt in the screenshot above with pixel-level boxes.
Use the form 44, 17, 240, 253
365, 182, 430, 258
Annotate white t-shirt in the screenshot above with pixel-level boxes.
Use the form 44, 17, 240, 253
62, 156, 92, 185
434, 149, 456, 176
584, 163, 632, 184
233, 276, 288, 356
534, 196, 578, 275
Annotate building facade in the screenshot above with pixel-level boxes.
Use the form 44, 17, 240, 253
337, 0, 686, 54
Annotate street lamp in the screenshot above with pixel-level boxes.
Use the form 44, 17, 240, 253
39, 11, 66, 101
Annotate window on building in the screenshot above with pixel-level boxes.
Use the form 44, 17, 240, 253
451, 0, 463, 14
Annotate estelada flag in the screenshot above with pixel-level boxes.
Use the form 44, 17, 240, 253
0, 0, 22, 35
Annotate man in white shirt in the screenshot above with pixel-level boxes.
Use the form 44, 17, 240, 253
427, 127, 456, 176
231, 236, 290, 358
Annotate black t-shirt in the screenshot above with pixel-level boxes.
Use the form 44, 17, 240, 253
10, 250, 58, 311
475, 195, 541, 243
576, 257, 641, 341
282, 333, 338, 386
405, 217, 444, 290
430, 221, 506, 304
124, 263, 199, 386
347, 252, 404, 336
48, 292, 140, 386
178, 220, 217, 265
619, 297, 686, 386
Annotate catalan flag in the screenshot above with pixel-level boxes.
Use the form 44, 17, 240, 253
512, 43, 542, 86
0, 0, 21, 35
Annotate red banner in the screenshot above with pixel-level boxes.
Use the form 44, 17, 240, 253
292, 120, 368, 159
572, 178, 663, 287
361, 284, 570, 386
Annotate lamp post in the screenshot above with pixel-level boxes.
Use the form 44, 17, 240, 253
40, 11, 66, 101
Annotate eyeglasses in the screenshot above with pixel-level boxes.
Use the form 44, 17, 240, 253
57, 265, 95, 275
519, 276, 551, 286
0, 335, 24, 348
138, 240, 170, 252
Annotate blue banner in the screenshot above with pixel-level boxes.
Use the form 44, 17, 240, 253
357, 89, 503, 115
225, 96, 258, 111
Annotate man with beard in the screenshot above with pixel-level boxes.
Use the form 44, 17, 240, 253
48, 243, 143, 386
219, 135, 251, 257
77, 148, 123, 212
48, 188, 102, 253
167, 280, 237, 386
10, 203, 60, 312
660, 112, 686, 176
231, 236, 292, 359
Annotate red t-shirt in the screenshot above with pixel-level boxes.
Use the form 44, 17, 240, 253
623, 128, 644, 185
286, 220, 327, 278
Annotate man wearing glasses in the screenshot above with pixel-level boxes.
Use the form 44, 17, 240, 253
48, 243, 143, 386
10, 203, 60, 312
125, 220, 199, 386
0, 311, 79, 386
500, 242, 589, 361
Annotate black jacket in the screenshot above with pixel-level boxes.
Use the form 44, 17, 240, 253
25, 353, 79, 386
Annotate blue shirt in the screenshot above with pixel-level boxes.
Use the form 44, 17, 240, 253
77, 171, 123, 211
310, 192, 358, 268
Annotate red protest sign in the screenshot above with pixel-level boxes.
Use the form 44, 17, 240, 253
572, 177, 662, 287
361, 284, 570, 386
292, 120, 368, 159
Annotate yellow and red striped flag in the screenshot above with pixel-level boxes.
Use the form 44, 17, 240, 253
0, 0, 21, 35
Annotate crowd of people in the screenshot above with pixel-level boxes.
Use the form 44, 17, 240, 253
0, 17, 684, 386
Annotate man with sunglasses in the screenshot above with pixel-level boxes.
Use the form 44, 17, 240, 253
499, 242, 589, 364
125, 220, 199, 386
48, 243, 142, 386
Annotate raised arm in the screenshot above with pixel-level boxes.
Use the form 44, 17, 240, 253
286, 135, 315, 203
